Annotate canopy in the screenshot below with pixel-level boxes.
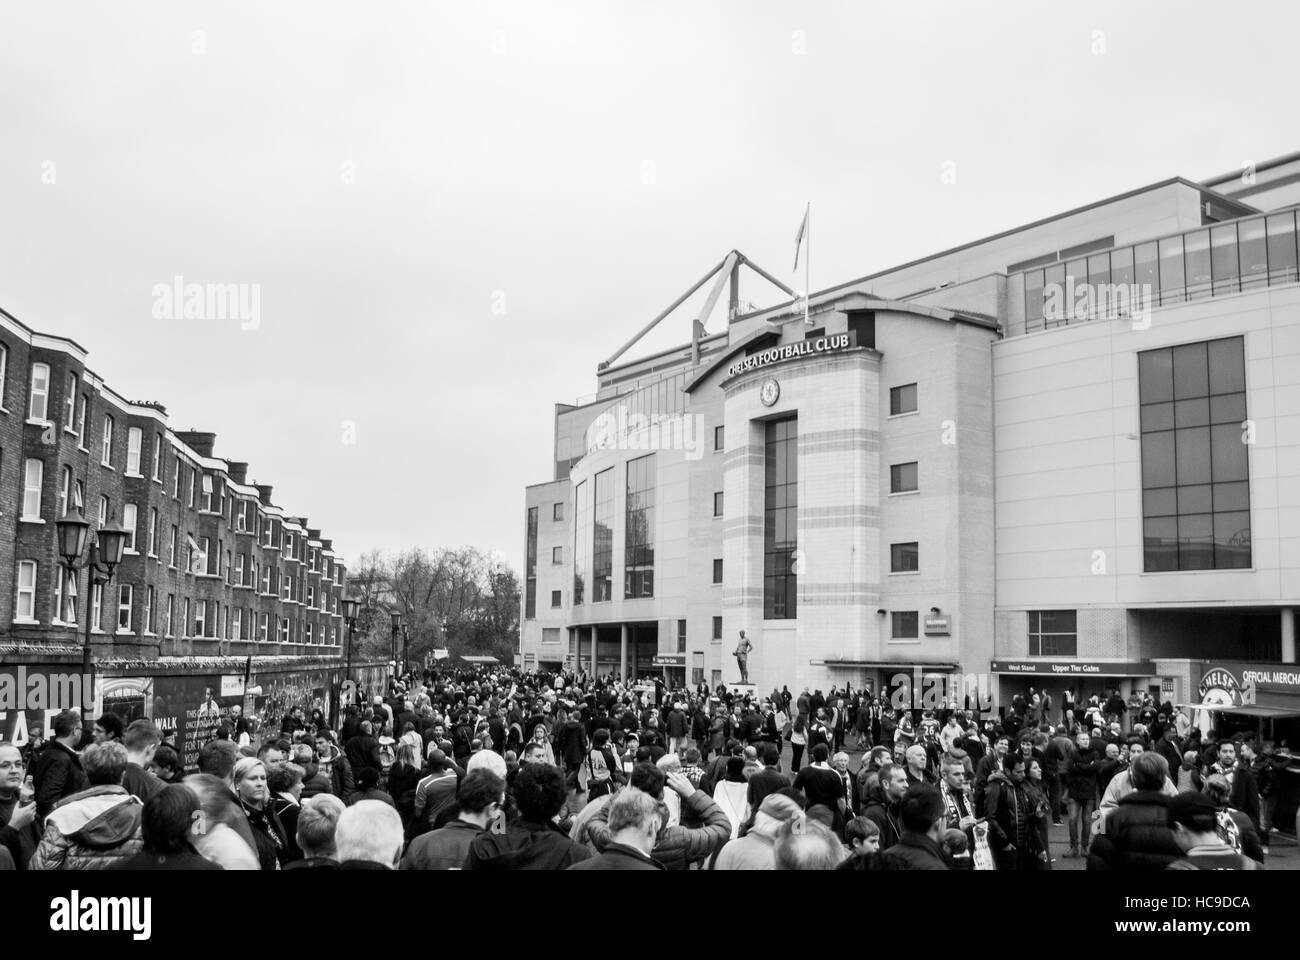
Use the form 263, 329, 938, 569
460, 655, 500, 664
1172, 703, 1300, 719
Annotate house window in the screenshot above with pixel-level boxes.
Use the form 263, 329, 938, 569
164, 594, 173, 638
306, 622, 314, 644
713, 491, 724, 517
91, 584, 103, 632
59, 465, 72, 518
16, 560, 38, 620
0, 345, 6, 406
713, 558, 723, 584
148, 508, 158, 555
54, 566, 77, 624
22, 458, 43, 519
122, 504, 138, 551
126, 427, 143, 474
280, 618, 290, 643
261, 566, 271, 593
201, 473, 213, 511
188, 467, 196, 508
714, 425, 724, 451
552, 546, 563, 564
118, 584, 133, 632
98, 496, 109, 528
101, 414, 114, 466
181, 598, 190, 637
890, 542, 919, 572
551, 590, 561, 608
553, 502, 564, 521
890, 383, 918, 415
235, 553, 245, 585
64, 372, 77, 430
152, 434, 163, 480
890, 461, 919, 493
712, 616, 722, 641
76, 395, 87, 447
28, 362, 50, 421
232, 607, 243, 640
195, 600, 206, 638
307, 585, 315, 607
169, 525, 178, 567
891, 611, 919, 640
1028, 610, 1078, 656
260, 613, 269, 642
144, 587, 154, 634
172, 460, 180, 499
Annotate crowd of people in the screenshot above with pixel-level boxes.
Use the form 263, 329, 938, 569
0, 667, 1294, 870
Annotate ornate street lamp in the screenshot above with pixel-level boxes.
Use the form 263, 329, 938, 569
55, 505, 128, 719
335, 596, 360, 729
389, 610, 403, 683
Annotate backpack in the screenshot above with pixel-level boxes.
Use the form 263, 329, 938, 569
587, 747, 612, 784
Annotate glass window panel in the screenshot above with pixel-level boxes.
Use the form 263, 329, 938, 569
1088, 252, 1111, 287
1266, 211, 1298, 285
1213, 481, 1250, 512
1134, 241, 1159, 299
1143, 487, 1177, 517
1024, 269, 1044, 326
1140, 402, 1174, 432
1177, 484, 1212, 515
1174, 397, 1210, 428
1210, 424, 1248, 482
1142, 432, 1176, 488
1158, 236, 1185, 304
1213, 511, 1252, 569
1043, 264, 1066, 326
1184, 229, 1211, 300
1175, 426, 1211, 484
1210, 224, 1240, 295
1209, 393, 1246, 425
1039, 610, 1076, 632
1208, 337, 1245, 395
1144, 517, 1179, 571
1138, 349, 1174, 404
1177, 513, 1214, 570
1172, 342, 1209, 400
1110, 246, 1134, 286
1238, 218, 1268, 288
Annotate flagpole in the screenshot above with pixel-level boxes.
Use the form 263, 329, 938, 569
805, 203, 811, 324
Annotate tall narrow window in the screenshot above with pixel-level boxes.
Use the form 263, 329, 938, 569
524, 506, 538, 619
153, 434, 163, 480
29, 362, 50, 421
91, 584, 103, 631
101, 414, 114, 466
624, 453, 655, 599
144, 587, 154, 634
22, 458, 43, 519
16, 560, 38, 620
164, 594, 173, 637
59, 465, 72, 518
117, 585, 133, 632
764, 417, 798, 619
592, 467, 615, 602
122, 503, 138, 551
148, 508, 158, 555
64, 372, 77, 429
127, 427, 143, 474
572, 481, 588, 605
76, 395, 87, 447
1139, 337, 1250, 571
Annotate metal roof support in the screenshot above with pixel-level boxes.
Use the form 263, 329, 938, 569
599, 257, 728, 371
691, 250, 739, 365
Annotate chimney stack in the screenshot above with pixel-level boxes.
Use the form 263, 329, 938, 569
175, 431, 217, 458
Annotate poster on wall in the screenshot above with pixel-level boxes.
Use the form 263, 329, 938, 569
151, 675, 243, 770
0, 666, 96, 746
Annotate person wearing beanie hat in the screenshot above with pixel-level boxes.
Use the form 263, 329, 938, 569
711, 793, 804, 870
1165, 791, 1260, 871
878, 784, 950, 870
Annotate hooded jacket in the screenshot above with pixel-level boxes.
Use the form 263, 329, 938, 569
1085, 789, 1181, 870
30, 786, 144, 870
861, 784, 903, 851
464, 817, 591, 870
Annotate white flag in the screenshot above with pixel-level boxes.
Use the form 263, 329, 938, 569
793, 203, 809, 270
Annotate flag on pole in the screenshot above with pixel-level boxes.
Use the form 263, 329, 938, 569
793, 203, 810, 270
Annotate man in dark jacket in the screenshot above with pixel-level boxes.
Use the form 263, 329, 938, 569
1155, 725, 1182, 773
568, 786, 663, 870
402, 769, 503, 869
863, 762, 908, 851
984, 753, 1042, 870
972, 735, 1010, 814
344, 721, 381, 777
1063, 732, 1101, 857
465, 763, 590, 869
32, 710, 88, 820
879, 783, 950, 870
1086, 752, 1181, 870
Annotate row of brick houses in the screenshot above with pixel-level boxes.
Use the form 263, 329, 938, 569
0, 306, 350, 676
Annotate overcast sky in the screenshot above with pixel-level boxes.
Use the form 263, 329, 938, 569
1, 1, 1295, 573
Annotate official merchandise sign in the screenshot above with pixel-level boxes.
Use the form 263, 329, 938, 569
726, 332, 853, 378
923, 615, 951, 636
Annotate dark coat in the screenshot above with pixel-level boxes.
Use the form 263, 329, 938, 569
1063, 745, 1101, 802
464, 818, 591, 870
566, 841, 664, 871
1086, 790, 1181, 870
32, 741, 88, 819
862, 786, 903, 851
878, 831, 950, 870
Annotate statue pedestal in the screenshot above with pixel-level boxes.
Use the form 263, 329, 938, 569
726, 682, 758, 699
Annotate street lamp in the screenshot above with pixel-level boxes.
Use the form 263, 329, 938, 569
56, 504, 127, 720
390, 610, 403, 683
336, 596, 360, 729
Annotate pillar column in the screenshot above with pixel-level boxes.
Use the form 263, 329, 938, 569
1283, 607, 1296, 664
620, 624, 629, 681
589, 627, 597, 677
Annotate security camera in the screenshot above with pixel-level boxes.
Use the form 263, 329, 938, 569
930, 607, 941, 616
876, 609, 886, 617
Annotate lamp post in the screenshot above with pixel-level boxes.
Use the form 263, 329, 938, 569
337, 597, 360, 729
389, 610, 402, 684
401, 622, 410, 675
55, 504, 127, 721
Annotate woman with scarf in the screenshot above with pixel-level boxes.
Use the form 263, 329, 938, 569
233, 757, 288, 870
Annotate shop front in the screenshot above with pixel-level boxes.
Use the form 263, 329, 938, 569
990, 659, 1165, 721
